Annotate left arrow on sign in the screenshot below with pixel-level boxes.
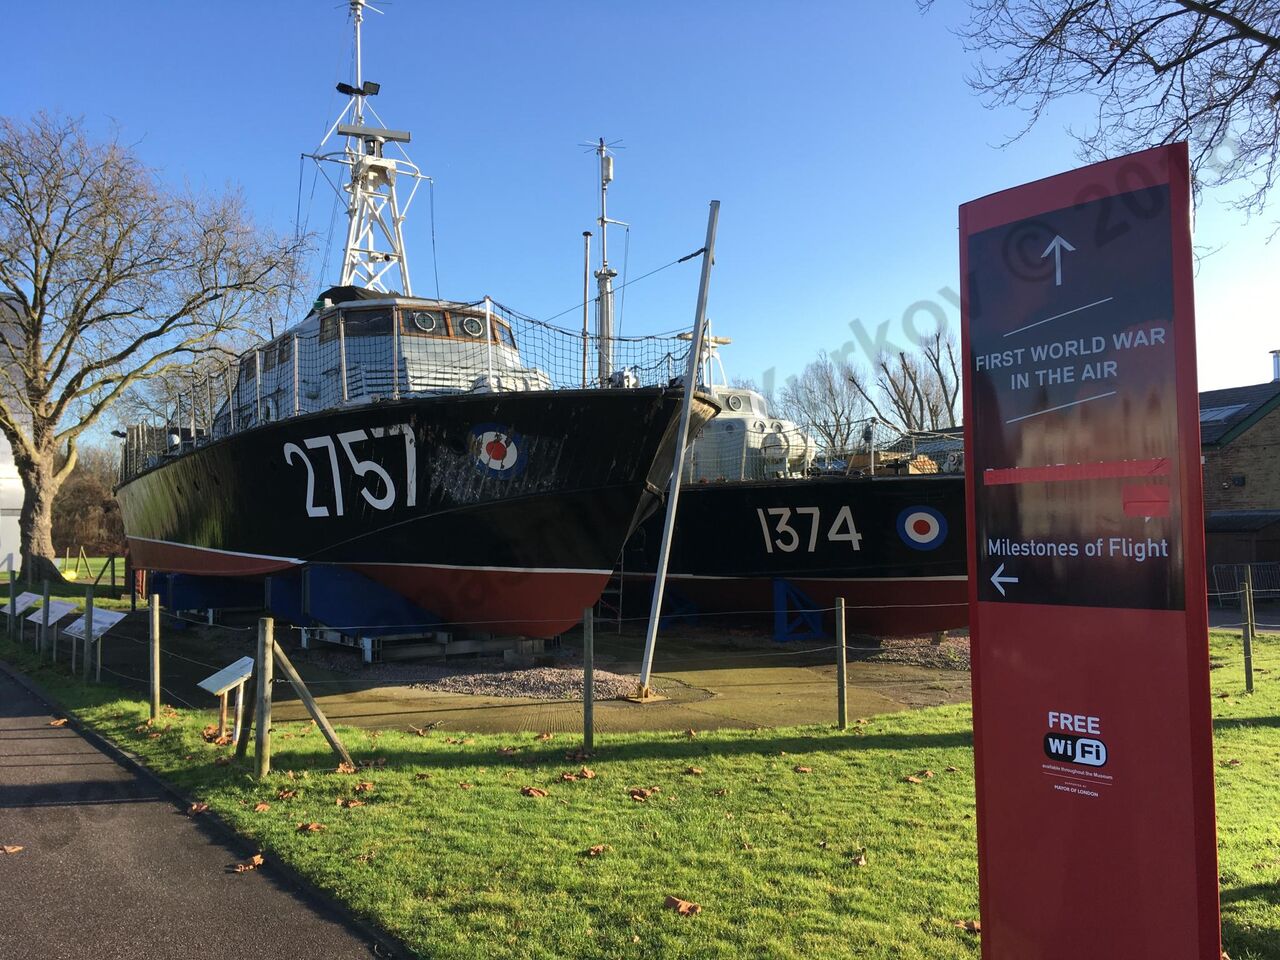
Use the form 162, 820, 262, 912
1041, 234, 1075, 286
990, 562, 1019, 597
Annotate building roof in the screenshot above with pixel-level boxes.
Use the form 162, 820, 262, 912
1199, 380, 1280, 446
1205, 510, 1280, 534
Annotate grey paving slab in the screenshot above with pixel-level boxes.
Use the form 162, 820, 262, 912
0, 669, 386, 960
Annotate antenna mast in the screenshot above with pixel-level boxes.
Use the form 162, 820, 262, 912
594, 138, 627, 384
308, 0, 429, 294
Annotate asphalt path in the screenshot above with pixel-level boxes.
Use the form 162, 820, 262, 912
0, 667, 385, 960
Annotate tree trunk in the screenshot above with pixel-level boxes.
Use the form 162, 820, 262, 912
16, 451, 66, 584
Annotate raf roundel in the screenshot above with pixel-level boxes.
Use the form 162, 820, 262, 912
897, 506, 948, 551
471, 426, 523, 476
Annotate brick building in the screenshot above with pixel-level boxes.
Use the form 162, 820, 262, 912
1200, 352, 1280, 570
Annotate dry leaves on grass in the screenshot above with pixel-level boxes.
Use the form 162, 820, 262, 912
850, 848, 868, 867
560, 771, 579, 782
685, 728, 698, 738
276, 789, 298, 801
336, 762, 356, 774
793, 765, 812, 774
497, 746, 518, 756
536, 732, 554, 741
578, 767, 596, 780
2, 845, 23, 855
296, 822, 326, 834
629, 787, 661, 802
664, 895, 702, 916
253, 802, 271, 813
955, 920, 981, 935
564, 749, 592, 762
359, 758, 388, 768
354, 780, 375, 793
233, 853, 265, 873
945, 766, 960, 773
904, 776, 924, 785
585, 844, 611, 857
186, 802, 209, 816
458, 782, 473, 790
414, 773, 431, 781
685, 767, 704, 776
915, 769, 935, 779
521, 786, 549, 798
1222, 758, 1243, 768
336, 798, 365, 809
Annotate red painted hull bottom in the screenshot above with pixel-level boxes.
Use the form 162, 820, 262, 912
623, 574, 969, 637
351, 563, 610, 638
128, 539, 609, 638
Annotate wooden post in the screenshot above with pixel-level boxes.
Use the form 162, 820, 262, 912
835, 597, 848, 731
149, 593, 161, 720
255, 618, 274, 778
233, 680, 246, 743
218, 692, 229, 738
6, 553, 14, 642
271, 642, 354, 768
583, 607, 594, 752
39, 579, 50, 655
1242, 566, 1255, 695
83, 585, 95, 682
235, 672, 257, 762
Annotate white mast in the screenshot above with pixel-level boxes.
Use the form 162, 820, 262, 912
594, 138, 627, 384
309, 0, 428, 294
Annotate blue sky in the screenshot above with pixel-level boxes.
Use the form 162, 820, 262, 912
7, 0, 1277, 396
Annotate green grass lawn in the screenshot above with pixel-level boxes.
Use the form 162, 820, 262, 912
4, 560, 132, 609
2, 631, 1277, 959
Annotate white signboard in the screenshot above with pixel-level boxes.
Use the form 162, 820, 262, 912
197, 656, 255, 697
26, 600, 77, 624
63, 609, 128, 641
2, 592, 41, 617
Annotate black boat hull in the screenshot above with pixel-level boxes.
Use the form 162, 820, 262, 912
117, 389, 716, 636
621, 474, 968, 637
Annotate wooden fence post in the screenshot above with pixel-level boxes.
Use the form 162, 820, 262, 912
83, 586, 95, 682
835, 597, 848, 731
255, 617, 274, 778
40, 579, 50, 656
583, 608, 594, 752
149, 593, 161, 719
271, 643, 353, 769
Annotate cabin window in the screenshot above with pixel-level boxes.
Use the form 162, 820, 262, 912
344, 307, 393, 338
263, 343, 279, 371
455, 314, 485, 339
319, 313, 339, 343
240, 357, 256, 382
492, 319, 516, 347
403, 309, 448, 337
726, 394, 743, 412
277, 339, 292, 367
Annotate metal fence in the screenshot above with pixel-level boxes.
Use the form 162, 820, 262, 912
1212, 562, 1280, 604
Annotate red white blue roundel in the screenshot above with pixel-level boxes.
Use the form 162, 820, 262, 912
897, 506, 948, 551
471, 425, 524, 477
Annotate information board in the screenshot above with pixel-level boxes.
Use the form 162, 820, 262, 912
63, 609, 128, 642
960, 143, 1219, 958
26, 600, 77, 624
2, 592, 41, 617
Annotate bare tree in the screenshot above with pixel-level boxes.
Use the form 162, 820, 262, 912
52, 444, 124, 557
929, 1, 1280, 212
778, 351, 870, 453
0, 113, 302, 580
850, 334, 960, 433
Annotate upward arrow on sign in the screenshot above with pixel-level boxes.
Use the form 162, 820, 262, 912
1041, 234, 1075, 286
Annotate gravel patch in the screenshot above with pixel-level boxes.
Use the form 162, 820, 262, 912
852, 634, 971, 671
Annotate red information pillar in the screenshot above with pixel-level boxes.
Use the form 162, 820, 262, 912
960, 143, 1220, 959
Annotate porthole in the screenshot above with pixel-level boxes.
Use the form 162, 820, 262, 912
411, 311, 441, 333
461, 316, 484, 338
727, 394, 743, 411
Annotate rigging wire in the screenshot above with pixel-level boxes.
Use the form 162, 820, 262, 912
429, 178, 442, 299
537, 250, 697, 326
617, 225, 630, 337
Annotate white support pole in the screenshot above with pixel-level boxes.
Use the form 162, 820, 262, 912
292, 334, 301, 416
636, 200, 719, 697
338, 317, 349, 403
484, 296, 495, 386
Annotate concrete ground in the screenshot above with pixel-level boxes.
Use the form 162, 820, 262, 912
0, 668, 384, 960
29, 614, 972, 735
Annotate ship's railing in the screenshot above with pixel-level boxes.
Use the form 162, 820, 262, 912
117, 299, 694, 480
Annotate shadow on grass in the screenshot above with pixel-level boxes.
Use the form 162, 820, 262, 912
1213, 715, 1280, 732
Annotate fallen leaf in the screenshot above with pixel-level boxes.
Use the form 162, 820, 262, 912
187, 802, 209, 816
629, 787, 660, 802
414, 773, 431, 781
336, 762, 356, 774
459, 782, 473, 790
2, 845, 23, 854
664, 895, 702, 916
337, 798, 365, 809
356, 851, 377, 863
497, 746, 517, 755
794, 765, 812, 774
522, 786, 549, 798
586, 844, 611, 857
1217, 693, 1231, 699
1222, 758, 1242, 767
855, 718, 869, 725
536, 732, 554, 741
213, 735, 233, 746
945, 766, 960, 773
817, 840, 828, 849
233, 853, 265, 873
685, 767, 704, 776
359, 757, 389, 767
851, 847, 868, 867
916, 769, 935, 779
354, 780, 375, 793
955, 920, 981, 934
560, 772, 579, 782
713, 788, 728, 797
565, 749, 592, 762
904, 776, 924, 785
296, 822, 326, 833
579, 767, 596, 779
253, 802, 271, 813
276, 789, 297, 801
685, 728, 698, 738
